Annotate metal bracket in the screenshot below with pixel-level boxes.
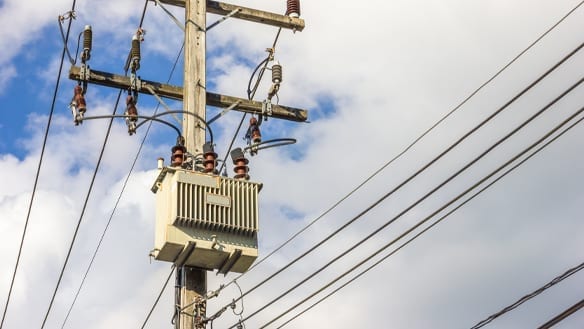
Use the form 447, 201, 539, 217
206, 7, 241, 31
207, 100, 241, 124
130, 73, 142, 92
79, 64, 90, 82
262, 99, 273, 118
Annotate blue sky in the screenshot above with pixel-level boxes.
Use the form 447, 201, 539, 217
1, 0, 584, 328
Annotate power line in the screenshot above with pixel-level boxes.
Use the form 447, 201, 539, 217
135, 44, 188, 329
471, 261, 584, 328
0, 1, 78, 328
275, 111, 584, 329
234, 0, 584, 282
210, 41, 584, 323
537, 298, 584, 329
140, 266, 176, 329
230, 76, 584, 328
40, 88, 122, 329
217, 27, 283, 175
40, 2, 152, 327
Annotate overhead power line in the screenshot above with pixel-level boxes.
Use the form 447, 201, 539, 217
0, 1, 78, 328
231, 0, 584, 284
275, 111, 584, 329
60, 40, 184, 329
210, 41, 584, 324
537, 298, 584, 329
471, 261, 584, 329
230, 76, 584, 328
40, 2, 151, 327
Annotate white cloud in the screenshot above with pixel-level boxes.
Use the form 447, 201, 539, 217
1, 0, 584, 328
0, 65, 17, 94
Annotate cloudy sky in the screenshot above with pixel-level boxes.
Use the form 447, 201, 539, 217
1, 0, 583, 328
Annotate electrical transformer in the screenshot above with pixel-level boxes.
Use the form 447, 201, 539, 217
151, 165, 261, 274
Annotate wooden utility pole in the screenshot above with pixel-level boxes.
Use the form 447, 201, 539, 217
179, 0, 207, 328
68, 1, 306, 328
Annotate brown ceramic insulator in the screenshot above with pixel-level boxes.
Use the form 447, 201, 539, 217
251, 129, 262, 144
286, 0, 300, 17
203, 151, 218, 173
73, 86, 87, 114
171, 145, 186, 167
232, 156, 250, 180
126, 95, 138, 118
249, 117, 262, 144
233, 158, 250, 180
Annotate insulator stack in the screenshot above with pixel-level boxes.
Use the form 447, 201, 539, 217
249, 117, 261, 144
73, 85, 86, 114
231, 148, 250, 180
272, 62, 282, 84
125, 95, 138, 135
82, 25, 92, 62
202, 142, 218, 174
70, 85, 87, 125
171, 145, 187, 167
286, 0, 301, 17
130, 34, 141, 71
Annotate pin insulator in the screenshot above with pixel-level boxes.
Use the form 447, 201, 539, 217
286, 0, 301, 17
171, 145, 187, 167
130, 34, 141, 71
82, 25, 92, 62
202, 142, 218, 174
272, 62, 282, 84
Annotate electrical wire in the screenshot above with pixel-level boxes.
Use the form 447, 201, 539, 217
0, 2, 78, 328
537, 298, 584, 329
217, 27, 282, 174
140, 266, 176, 329
208, 1, 584, 299
40, 2, 151, 327
40, 81, 123, 329
61, 42, 185, 329
84, 114, 182, 136
471, 261, 584, 328
212, 42, 584, 324
137, 44, 187, 329
275, 109, 584, 329
228, 77, 584, 328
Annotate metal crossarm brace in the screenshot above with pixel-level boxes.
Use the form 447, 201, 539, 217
69, 65, 308, 122
158, 0, 305, 31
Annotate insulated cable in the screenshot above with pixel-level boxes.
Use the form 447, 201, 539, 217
140, 266, 176, 329
471, 261, 584, 328
208, 1, 584, 300
212, 42, 584, 323
537, 298, 584, 329
40, 82, 123, 329
40, 2, 151, 327
83, 114, 182, 137
0, 1, 78, 328
274, 110, 584, 329
217, 27, 282, 174
228, 76, 584, 328
62, 41, 185, 329
136, 44, 187, 329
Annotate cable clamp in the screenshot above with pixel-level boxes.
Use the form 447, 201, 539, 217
80, 63, 91, 82
130, 73, 142, 92
262, 99, 273, 118
59, 10, 76, 22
